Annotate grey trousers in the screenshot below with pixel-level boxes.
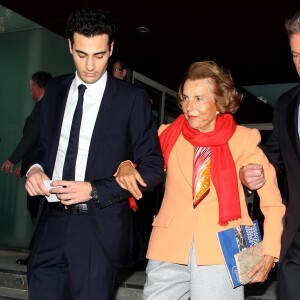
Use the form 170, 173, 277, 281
143, 242, 244, 300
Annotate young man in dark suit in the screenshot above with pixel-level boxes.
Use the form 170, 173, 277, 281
1, 71, 52, 264
25, 8, 164, 300
241, 11, 300, 300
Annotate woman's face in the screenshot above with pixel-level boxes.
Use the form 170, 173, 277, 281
181, 78, 219, 133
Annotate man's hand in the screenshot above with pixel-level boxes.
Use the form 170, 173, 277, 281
1, 160, 14, 174
247, 255, 275, 284
239, 164, 265, 191
25, 167, 50, 196
14, 167, 22, 178
50, 180, 92, 205
115, 161, 147, 199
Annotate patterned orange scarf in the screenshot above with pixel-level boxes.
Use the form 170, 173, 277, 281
159, 113, 241, 225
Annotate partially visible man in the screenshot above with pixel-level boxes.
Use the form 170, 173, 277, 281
241, 11, 300, 300
1, 71, 52, 264
109, 55, 127, 80
25, 8, 163, 300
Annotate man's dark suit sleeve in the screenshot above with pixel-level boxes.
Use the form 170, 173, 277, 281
262, 106, 285, 176
8, 103, 41, 167
93, 88, 164, 208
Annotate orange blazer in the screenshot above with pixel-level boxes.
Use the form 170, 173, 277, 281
146, 125, 286, 265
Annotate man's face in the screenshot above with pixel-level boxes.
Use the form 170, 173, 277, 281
111, 60, 127, 80
29, 80, 39, 101
290, 32, 300, 76
69, 32, 113, 84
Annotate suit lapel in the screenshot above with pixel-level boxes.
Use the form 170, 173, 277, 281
85, 75, 116, 178
48, 75, 74, 176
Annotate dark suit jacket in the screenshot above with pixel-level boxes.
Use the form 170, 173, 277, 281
9, 99, 42, 177
37, 73, 164, 268
263, 84, 300, 263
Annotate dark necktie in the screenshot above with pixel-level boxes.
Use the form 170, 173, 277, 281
62, 84, 87, 180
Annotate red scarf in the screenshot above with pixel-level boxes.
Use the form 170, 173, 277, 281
159, 113, 241, 225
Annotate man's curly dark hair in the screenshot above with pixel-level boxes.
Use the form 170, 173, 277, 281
66, 8, 116, 46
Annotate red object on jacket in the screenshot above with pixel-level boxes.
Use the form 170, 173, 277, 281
128, 197, 138, 212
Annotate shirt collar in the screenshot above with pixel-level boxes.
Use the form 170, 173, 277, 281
74, 71, 107, 93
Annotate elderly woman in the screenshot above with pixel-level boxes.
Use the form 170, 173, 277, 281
116, 61, 285, 299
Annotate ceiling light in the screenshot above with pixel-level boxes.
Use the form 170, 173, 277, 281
136, 26, 150, 33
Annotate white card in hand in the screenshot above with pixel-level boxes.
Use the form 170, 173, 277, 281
43, 180, 61, 202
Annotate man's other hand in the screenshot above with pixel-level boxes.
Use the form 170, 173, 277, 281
239, 163, 265, 191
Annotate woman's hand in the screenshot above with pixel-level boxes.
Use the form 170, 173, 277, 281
115, 161, 147, 199
247, 255, 275, 283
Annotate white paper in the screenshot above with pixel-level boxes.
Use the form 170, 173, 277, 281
43, 180, 62, 202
